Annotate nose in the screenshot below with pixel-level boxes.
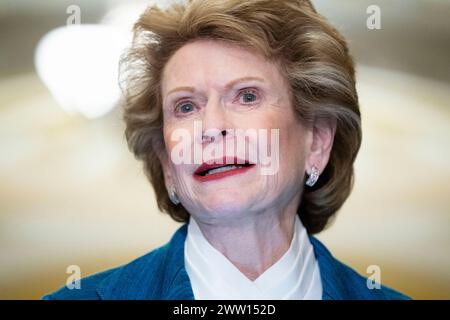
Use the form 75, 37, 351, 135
200, 97, 232, 144
202, 129, 228, 143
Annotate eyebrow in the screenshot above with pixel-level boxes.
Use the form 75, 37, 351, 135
165, 76, 265, 99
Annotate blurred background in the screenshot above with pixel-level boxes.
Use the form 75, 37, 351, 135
0, 0, 449, 299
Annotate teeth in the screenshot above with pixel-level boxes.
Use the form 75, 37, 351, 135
205, 165, 244, 176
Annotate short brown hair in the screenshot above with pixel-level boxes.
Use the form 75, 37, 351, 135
121, 0, 362, 234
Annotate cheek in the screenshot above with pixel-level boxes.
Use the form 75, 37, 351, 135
163, 123, 179, 151
279, 120, 307, 175
162, 123, 196, 179
163, 122, 193, 159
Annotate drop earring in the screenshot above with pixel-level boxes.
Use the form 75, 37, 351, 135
169, 186, 180, 205
305, 166, 320, 187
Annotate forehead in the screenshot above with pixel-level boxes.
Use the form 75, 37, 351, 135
161, 39, 285, 94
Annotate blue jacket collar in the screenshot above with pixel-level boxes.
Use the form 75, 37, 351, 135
96, 223, 347, 300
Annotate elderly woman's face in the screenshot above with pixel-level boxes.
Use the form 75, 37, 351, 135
161, 40, 311, 221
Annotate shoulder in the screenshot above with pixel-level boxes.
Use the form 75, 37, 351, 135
42, 242, 170, 300
333, 256, 412, 300
309, 235, 411, 300
42, 267, 119, 300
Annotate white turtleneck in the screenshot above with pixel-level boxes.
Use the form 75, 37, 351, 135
184, 215, 323, 300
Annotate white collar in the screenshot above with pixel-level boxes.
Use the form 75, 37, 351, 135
184, 215, 322, 300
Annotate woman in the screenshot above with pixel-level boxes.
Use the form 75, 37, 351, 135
44, 0, 409, 300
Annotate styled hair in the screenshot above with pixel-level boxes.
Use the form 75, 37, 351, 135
121, 0, 362, 234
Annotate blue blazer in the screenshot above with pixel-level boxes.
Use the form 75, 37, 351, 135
43, 224, 410, 300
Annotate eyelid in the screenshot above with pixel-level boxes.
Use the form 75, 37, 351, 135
239, 87, 258, 93
175, 98, 193, 108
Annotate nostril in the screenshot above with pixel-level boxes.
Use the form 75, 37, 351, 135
202, 135, 215, 143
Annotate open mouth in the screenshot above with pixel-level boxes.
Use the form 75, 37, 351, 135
195, 163, 253, 176
193, 158, 256, 181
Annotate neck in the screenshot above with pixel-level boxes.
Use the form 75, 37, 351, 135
193, 198, 300, 281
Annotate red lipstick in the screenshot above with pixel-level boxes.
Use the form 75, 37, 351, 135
193, 156, 255, 182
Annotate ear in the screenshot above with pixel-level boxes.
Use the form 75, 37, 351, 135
305, 118, 337, 174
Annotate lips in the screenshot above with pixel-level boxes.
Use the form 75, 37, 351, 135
193, 157, 255, 182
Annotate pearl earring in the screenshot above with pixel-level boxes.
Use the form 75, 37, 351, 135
305, 166, 320, 187
169, 187, 180, 205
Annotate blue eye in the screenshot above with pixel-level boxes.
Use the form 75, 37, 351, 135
177, 102, 194, 114
240, 90, 258, 103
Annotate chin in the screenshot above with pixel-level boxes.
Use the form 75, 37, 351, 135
198, 192, 255, 218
